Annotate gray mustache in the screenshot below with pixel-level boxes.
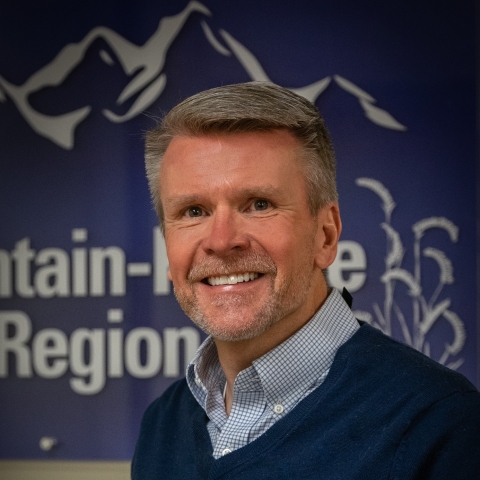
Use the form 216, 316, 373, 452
187, 253, 277, 283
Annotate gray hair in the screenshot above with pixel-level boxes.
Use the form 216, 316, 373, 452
145, 81, 337, 230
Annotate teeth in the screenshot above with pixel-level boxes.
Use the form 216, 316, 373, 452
207, 272, 259, 286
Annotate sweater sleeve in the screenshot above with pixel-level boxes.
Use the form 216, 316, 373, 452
391, 390, 480, 480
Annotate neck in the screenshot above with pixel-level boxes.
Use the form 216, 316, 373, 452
215, 280, 329, 415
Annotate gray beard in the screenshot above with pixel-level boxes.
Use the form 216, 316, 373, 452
174, 278, 281, 341
173, 250, 315, 342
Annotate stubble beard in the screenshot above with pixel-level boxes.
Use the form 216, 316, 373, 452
173, 247, 316, 342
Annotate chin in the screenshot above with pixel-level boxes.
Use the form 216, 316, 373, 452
190, 306, 276, 342
173, 273, 312, 342
174, 284, 276, 340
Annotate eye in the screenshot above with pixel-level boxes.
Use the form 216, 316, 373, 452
186, 206, 203, 217
252, 199, 270, 211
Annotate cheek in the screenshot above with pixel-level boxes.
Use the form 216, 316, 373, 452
165, 236, 192, 282
261, 234, 298, 270
267, 229, 316, 273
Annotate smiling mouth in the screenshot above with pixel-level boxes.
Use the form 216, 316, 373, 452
203, 272, 261, 286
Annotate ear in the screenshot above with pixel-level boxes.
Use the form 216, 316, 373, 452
314, 203, 342, 269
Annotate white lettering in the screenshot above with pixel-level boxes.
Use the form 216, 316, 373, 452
0, 311, 32, 377
90, 247, 126, 296
35, 248, 70, 298
12, 238, 35, 298
125, 328, 162, 378
163, 327, 200, 377
0, 310, 202, 395
107, 329, 124, 377
154, 227, 170, 295
0, 250, 12, 298
70, 329, 106, 395
0, 229, 173, 298
329, 240, 367, 292
32, 329, 68, 378
72, 248, 87, 296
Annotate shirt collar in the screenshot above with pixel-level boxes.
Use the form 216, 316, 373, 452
186, 287, 359, 413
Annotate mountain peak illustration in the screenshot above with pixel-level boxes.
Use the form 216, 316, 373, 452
0, 1, 406, 150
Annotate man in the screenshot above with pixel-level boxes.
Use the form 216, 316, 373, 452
132, 82, 480, 479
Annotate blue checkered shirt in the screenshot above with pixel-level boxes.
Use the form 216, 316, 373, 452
186, 288, 359, 459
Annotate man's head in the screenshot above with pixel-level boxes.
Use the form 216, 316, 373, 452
145, 82, 341, 343
145, 81, 338, 232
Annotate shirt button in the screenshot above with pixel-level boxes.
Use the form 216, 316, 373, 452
194, 377, 201, 387
273, 403, 284, 414
221, 448, 232, 456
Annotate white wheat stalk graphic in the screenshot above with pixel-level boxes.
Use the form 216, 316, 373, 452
411, 217, 459, 350
439, 310, 466, 368
423, 247, 454, 307
413, 217, 459, 242
355, 177, 465, 370
381, 223, 404, 268
356, 178, 398, 335
356, 178, 396, 222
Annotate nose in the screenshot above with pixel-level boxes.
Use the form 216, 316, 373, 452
201, 209, 250, 256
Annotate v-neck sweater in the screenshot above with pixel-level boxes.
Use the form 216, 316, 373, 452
132, 324, 480, 479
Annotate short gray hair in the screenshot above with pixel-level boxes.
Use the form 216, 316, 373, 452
145, 81, 337, 230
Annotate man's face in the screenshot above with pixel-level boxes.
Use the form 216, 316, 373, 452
160, 130, 337, 341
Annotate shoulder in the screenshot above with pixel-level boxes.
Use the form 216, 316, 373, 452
391, 383, 480, 478
340, 323, 477, 397
324, 323, 479, 425
325, 325, 480, 478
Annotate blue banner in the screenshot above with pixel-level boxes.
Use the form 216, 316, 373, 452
0, 0, 477, 460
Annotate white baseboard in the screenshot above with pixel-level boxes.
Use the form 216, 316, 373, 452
0, 461, 130, 480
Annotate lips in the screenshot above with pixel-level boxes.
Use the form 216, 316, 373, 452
206, 272, 260, 286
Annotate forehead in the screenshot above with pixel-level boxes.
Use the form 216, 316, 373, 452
159, 130, 305, 195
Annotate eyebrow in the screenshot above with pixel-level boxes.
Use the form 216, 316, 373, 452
163, 186, 281, 210
163, 195, 202, 211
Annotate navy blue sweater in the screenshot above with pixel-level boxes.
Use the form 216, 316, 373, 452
132, 324, 480, 479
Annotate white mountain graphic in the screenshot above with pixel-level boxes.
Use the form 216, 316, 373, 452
0, 1, 406, 150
